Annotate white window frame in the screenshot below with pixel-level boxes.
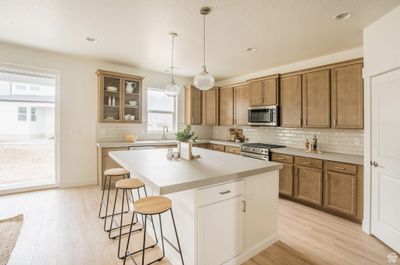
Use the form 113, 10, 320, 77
147, 87, 178, 133
17, 106, 27, 121
31, 107, 37, 122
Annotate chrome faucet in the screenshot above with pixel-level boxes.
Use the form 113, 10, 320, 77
162, 125, 169, 140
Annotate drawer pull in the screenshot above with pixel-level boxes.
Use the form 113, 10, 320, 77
219, 190, 231, 195
278, 157, 285, 160
304, 162, 312, 165
335, 166, 346, 170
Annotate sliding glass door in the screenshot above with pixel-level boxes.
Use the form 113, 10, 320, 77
0, 67, 57, 191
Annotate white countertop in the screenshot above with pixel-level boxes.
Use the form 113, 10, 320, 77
270, 147, 364, 165
97, 139, 363, 165
96, 139, 242, 148
109, 147, 282, 194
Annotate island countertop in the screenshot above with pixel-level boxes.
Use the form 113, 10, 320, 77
110, 147, 282, 195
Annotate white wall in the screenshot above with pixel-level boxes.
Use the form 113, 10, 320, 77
0, 42, 201, 187
362, 4, 400, 233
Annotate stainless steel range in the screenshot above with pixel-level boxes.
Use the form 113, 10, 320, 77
240, 143, 286, 161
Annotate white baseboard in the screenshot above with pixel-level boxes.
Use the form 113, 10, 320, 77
223, 234, 280, 265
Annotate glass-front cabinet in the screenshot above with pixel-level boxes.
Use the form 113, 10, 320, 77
97, 70, 143, 123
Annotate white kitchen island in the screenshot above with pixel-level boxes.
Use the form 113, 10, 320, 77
110, 147, 282, 265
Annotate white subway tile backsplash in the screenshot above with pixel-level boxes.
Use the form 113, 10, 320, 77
212, 126, 364, 156
96, 123, 213, 142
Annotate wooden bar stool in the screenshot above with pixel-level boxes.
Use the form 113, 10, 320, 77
98, 167, 129, 232
109, 178, 158, 259
123, 196, 184, 265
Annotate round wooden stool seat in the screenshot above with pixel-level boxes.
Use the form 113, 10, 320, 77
134, 196, 172, 215
104, 167, 129, 176
115, 178, 145, 189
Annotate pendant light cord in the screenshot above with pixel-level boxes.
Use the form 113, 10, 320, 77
203, 13, 206, 69
171, 34, 175, 83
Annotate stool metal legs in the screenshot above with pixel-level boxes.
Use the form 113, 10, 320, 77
98, 173, 129, 232
123, 208, 184, 265
110, 186, 158, 260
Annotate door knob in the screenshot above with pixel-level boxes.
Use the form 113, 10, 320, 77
371, 161, 379, 167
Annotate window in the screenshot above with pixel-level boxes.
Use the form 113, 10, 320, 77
31, 107, 37, 121
147, 88, 177, 132
18, 107, 27, 121
30, 86, 40, 91
15, 85, 26, 90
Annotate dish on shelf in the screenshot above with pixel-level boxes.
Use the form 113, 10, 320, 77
106, 86, 118, 92
105, 116, 115, 120
128, 100, 137, 106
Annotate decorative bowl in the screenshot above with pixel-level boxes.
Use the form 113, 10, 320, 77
125, 134, 138, 142
106, 86, 118, 92
129, 100, 137, 106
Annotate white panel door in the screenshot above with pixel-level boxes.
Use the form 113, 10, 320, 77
198, 195, 245, 265
371, 68, 400, 253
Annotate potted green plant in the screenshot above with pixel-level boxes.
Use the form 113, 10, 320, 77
176, 124, 198, 160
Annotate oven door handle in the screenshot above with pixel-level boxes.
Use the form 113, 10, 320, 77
240, 152, 268, 161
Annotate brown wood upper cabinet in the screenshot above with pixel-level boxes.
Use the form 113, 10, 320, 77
249, 75, 279, 106
97, 69, 143, 123
185, 85, 202, 125
202, 88, 219, 125
219, 87, 234, 126
234, 83, 250, 125
302, 70, 331, 128
331, 63, 363, 129
280, 75, 302, 127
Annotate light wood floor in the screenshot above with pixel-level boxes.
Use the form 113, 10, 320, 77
0, 186, 395, 265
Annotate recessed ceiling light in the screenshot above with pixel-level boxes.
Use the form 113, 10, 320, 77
86, 37, 98, 42
164, 66, 181, 72
246, 47, 257, 53
334, 12, 352, 21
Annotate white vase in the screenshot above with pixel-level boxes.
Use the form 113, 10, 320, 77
179, 141, 192, 160
125, 81, 136, 94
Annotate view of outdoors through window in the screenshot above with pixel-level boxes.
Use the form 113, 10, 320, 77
147, 88, 176, 132
0, 70, 56, 189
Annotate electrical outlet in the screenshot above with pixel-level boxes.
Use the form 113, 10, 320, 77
354, 138, 361, 145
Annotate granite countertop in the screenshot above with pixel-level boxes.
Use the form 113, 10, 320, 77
270, 147, 364, 165
109, 147, 282, 194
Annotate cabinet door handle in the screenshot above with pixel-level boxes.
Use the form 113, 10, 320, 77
219, 190, 231, 195
242, 200, 246, 213
335, 166, 345, 170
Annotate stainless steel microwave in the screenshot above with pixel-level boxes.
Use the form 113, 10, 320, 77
248, 105, 278, 126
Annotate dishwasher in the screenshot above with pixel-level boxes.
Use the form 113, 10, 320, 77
128, 145, 157, 150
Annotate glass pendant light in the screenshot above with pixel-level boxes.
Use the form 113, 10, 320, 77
193, 7, 215, 91
164, 32, 180, 97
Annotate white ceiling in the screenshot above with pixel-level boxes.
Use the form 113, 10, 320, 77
0, 0, 399, 80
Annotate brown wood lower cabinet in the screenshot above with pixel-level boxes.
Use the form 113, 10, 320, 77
272, 153, 363, 222
97, 146, 128, 190
279, 163, 294, 196
224, 146, 241, 154
194, 143, 210, 149
210, 143, 225, 152
294, 165, 323, 206
324, 170, 357, 216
